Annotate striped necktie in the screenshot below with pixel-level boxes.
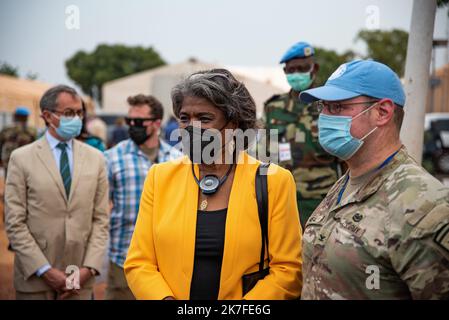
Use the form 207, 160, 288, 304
57, 142, 71, 198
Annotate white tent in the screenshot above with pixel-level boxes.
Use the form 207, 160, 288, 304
102, 59, 287, 122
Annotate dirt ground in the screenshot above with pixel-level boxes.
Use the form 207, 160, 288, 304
0, 177, 107, 300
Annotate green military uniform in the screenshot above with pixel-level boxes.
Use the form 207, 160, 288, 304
301, 146, 449, 299
264, 91, 341, 228
0, 124, 37, 176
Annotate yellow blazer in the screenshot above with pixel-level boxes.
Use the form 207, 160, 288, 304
124, 152, 302, 300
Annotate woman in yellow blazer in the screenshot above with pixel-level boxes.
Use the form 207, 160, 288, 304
124, 69, 302, 300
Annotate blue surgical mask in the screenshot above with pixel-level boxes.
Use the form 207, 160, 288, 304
52, 115, 82, 140
286, 72, 313, 92
318, 104, 378, 160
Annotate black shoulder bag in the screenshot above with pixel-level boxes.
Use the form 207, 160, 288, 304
242, 163, 270, 296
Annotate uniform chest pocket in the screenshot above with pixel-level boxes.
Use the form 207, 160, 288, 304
307, 213, 366, 247
302, 221, 326, 263
335, 216, 366, 239
328, 212, 371, 251
303, 218, 326, 245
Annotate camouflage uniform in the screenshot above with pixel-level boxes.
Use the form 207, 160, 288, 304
264, 91, 342, 228
301, 146, 449, 299
0, 124, 37, 175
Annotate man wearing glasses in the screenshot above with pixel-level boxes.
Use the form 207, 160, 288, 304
104, 94, 181, 299
300, 60, 449, 299
263, 41, 342, 229
5, 85, 109, 299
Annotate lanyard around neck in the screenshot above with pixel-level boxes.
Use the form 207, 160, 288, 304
336, 148, 401, 205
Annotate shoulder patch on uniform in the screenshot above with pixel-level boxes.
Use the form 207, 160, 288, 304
434, 223, 449, 253
409, 203, 449, 239
410, 203, 449, 228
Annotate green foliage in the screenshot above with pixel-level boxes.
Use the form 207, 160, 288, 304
356, 29, 408, 77
0, 61, 39, 80
0, 61, 19, 77
312, 29, 408, 86
313, 48, 355, 86
437, 0, 449, 7
65, 44, 166, 104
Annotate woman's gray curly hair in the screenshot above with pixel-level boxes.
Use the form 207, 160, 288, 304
171, 69, 258, 131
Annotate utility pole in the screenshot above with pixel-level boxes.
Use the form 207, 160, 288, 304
400, 0, 437, 163
447, 6, 449, 64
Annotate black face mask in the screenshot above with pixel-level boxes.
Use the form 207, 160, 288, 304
181, 124, 229, 164
129, 125, 151, 145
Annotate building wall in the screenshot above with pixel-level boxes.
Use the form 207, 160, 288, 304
102, 71, 154, 115
427, 64, 449, 113
102, 62, 285, 123
0, 75, 95, 130
0, 75, 51, 130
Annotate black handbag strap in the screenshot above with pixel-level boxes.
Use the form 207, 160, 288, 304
255, 163, 270, 272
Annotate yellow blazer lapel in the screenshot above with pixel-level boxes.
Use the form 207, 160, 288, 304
219, 152, 259, 289
181, 162, 199, 285
219, 160, 244, 286
36, 137, 67, 202
68, 140, 85, 202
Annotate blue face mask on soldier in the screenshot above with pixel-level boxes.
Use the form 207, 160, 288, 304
52, 114, 82, 140
317, 103, 378, 160
286, 72, 313, 92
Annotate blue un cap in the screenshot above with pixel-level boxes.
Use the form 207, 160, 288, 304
299, 60, 406, 107
280, 41, 314, 64
14, 106, 30, 116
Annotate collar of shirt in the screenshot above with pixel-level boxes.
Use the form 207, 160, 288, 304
45, 129, 73, 151
124, 138, 174, 162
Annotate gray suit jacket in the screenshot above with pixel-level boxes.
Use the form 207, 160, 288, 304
5, 136, 109, 292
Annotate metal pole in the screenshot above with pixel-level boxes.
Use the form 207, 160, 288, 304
430, 48, 436, 113
447, 6, 449, 64
400, 0, 437, 163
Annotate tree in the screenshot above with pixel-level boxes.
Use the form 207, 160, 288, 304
0, 61, 19, 77
65, 44, 166, 104
0, 61, 39, 80
312, 29, 408, 86
313, 47, 355, 86
356, 29, 409, 77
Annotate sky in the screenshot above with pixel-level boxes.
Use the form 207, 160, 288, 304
0, 0, 448, 89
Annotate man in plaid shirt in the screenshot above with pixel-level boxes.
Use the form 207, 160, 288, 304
105, 94, 181, 299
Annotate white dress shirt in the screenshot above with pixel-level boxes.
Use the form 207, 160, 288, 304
45, 130, 74, 175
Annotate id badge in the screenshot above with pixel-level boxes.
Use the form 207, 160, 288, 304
279, 142, 292, 162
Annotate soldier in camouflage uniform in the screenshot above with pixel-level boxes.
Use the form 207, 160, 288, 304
0, 107, 36, 250
0, 107, 37, 178
263, 42, 341, 229
299, 60, 449, 299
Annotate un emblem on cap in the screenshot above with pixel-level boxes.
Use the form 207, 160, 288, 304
328, 63, 347, 81
304, 47, 312, 57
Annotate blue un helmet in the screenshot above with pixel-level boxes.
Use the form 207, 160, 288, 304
14, 106, 31, 117
280, 41, 315, 64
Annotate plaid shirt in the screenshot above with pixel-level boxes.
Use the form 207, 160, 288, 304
105, 138, 182, 267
